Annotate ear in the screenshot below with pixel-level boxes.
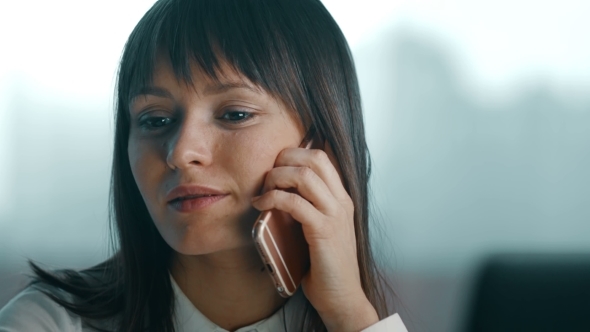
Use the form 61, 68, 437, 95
323, 139, 345, 186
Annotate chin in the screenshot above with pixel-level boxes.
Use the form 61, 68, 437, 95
154, 205, 260, 256
167, 227, 254, 256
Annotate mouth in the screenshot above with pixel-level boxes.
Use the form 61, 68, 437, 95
168, 194, 229, 212
169, 194, 222, 204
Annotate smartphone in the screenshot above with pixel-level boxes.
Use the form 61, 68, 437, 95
252, 129, 323, 297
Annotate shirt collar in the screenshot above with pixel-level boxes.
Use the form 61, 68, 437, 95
170, 274, 307, 332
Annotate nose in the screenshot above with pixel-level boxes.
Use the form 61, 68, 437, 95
165, 118, 214, 171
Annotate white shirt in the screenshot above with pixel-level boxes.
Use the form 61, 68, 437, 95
0, 275, 407, 332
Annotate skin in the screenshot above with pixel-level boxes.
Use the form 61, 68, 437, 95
127, 58, 379, 331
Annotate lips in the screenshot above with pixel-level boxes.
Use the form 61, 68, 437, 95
170, 194, 219, 203
168, 193, 228, 212
166, 184, 228, 204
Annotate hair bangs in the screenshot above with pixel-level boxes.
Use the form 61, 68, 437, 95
119, 0, 314, 127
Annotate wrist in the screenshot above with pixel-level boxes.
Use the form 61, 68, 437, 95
324, 297, 379, 332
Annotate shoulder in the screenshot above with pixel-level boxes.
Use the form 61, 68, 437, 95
0, 283, 82, 332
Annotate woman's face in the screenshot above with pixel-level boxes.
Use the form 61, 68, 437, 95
128, 58, 305, 256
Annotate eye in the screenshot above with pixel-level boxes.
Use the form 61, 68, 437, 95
138, 116, 175, 131
219, 109, 256, 124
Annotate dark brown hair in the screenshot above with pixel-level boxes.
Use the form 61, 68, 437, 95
28, 0, 395, 331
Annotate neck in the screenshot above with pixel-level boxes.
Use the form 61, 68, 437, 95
170, 244, 288, 331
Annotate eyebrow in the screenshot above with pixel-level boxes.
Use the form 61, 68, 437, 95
129, 81, 262, 104
130, 86, 174, 102
204, 81, 262, 95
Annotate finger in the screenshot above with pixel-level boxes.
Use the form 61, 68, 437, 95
275, 147, 350, 206
251, 189, 325, 232
261, 166, 338, 215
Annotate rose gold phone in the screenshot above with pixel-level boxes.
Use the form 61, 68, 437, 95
252, 129, 323, 297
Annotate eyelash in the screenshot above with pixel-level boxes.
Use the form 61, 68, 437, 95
219, 109, 256, 124
137, 116, 175, 131
137, 109, 256, 131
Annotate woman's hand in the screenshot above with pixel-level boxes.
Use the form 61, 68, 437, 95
251, 140, 379, 331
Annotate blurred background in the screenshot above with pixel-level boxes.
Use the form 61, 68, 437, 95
0, 1, 589, 331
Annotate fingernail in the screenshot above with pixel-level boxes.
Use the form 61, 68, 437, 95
251, 195, 261, 202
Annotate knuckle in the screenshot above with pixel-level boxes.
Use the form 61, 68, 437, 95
343, 196, 355, 215
288, 192, 302, 209
311, 149, 329, 165
347, 196, 355, 209
297, 166, 314, 179
348, 202, 355, 215
269, 189, 281, 200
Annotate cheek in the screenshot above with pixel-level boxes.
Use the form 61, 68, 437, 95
238, 136, 278, 164
221, 131, 292, 194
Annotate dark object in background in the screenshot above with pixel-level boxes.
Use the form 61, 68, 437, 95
462, 253, 590, 332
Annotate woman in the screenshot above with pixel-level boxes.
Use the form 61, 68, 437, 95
0, 0, 407, 331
